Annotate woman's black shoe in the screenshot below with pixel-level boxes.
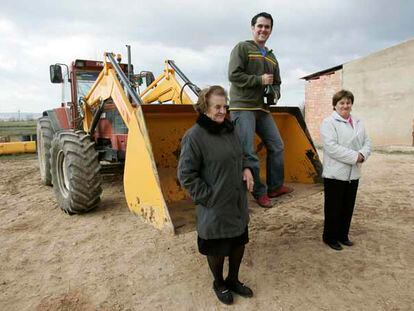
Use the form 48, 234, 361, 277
225, 279, 253, 298
339, 239, 354, 246
213, 282, 233, 305
324, 240, 343, 251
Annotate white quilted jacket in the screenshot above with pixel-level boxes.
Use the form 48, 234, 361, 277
320, 111, 371, 181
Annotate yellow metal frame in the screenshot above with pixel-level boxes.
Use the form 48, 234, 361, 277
140, 61, 193, 105
0, 141, 36, 155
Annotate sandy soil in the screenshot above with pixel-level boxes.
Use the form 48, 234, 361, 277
0, 152, 413, 311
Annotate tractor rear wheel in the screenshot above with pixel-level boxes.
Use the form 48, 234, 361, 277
37, 116, 54, 186
50, 130, 102, 214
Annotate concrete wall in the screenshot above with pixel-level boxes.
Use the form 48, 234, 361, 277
304, 70, 342, 144
342, 39, 414, 146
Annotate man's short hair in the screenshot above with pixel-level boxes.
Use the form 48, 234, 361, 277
251, 12, 273, 29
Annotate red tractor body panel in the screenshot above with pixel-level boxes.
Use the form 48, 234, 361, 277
45, 59, 130, 161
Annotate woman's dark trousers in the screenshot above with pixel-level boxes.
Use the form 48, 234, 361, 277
323, 178, 359, 243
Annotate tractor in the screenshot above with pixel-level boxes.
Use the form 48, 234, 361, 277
37, 46, 322, 233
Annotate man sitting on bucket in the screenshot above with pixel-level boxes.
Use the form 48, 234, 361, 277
228, 12, 293, 208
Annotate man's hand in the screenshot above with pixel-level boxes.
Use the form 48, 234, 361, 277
357, 153, 365, 163
243, 168, 254, 192
261, 73, 273, 85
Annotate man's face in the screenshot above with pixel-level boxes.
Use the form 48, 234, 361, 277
251, 17, 272, 45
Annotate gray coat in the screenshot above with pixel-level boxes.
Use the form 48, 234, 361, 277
177, 115, 250, 240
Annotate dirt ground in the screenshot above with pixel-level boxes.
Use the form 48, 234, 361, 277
0, 152, 413, 311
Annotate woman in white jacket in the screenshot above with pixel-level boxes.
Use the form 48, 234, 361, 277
320, 90, 371, 251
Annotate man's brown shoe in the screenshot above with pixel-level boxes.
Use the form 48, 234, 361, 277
268, 185, 294, 198
256, 194, 272, 208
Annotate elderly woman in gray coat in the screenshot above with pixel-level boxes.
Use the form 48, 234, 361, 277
177, 85, 254, 305
320, 89, 371, 251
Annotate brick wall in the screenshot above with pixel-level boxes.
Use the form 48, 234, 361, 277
304, 70, 342, 144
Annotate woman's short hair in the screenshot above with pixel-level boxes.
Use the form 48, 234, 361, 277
195, 85, 228, 114
332, 89, 354, 109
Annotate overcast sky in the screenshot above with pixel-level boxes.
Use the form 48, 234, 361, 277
0, 0, 413, 113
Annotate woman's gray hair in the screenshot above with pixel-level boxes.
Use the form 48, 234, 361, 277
195, 85, 228, 114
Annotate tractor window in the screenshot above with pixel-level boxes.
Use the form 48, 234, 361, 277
76, 71, 100, 98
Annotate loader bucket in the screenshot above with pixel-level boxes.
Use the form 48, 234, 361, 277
122, 105, 196, 234
123, 104, 321, 234
257, 107, 322, 184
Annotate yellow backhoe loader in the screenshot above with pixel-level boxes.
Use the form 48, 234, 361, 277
39, 46, 322, 234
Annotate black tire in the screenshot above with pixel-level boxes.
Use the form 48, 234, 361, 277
50, 130, 102, 214
37, 116, 54, 186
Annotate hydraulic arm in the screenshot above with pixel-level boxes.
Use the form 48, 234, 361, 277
82, 53, 176, 232
140, 60, 200, 104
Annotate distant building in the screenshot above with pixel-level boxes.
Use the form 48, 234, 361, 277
302, 39, 414, 146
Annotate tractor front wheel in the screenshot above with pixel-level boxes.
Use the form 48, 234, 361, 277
50, 130, 102, 214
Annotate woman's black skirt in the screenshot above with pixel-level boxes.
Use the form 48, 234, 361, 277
197, 227, 249, 256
